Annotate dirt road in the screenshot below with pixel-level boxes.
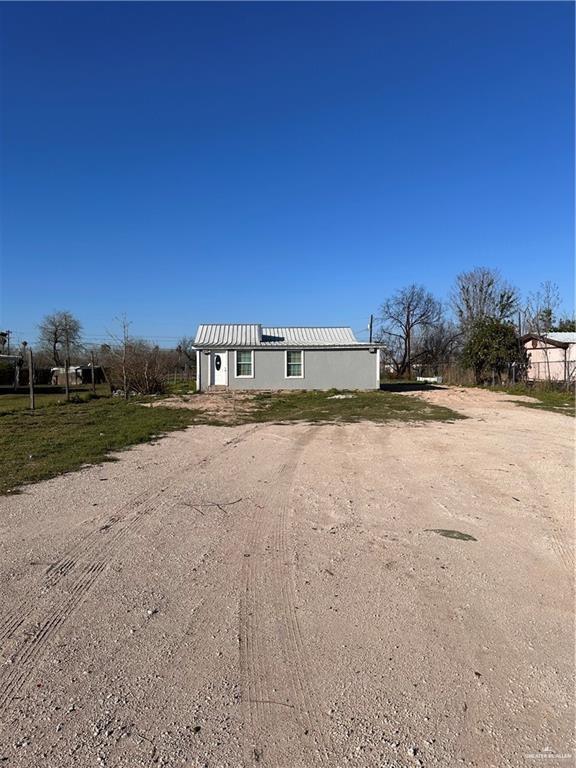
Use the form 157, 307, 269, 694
0, 388, 573, 767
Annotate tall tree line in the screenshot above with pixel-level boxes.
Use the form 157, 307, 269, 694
377, 267, 573, 381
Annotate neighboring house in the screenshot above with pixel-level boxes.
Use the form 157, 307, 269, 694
521, 332, 576, 383
193, 324, 380, 391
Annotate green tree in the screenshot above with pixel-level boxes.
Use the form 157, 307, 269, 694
461, 318, 526, 385
550, 317, 576, 333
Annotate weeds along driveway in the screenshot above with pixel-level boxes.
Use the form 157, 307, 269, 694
0, 389, 573, 767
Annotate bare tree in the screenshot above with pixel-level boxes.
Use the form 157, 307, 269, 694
377, 284, 442, 378
524, 281, 562, 381
450, 267, 518, 335
38, 311, 82, 366
176, 336, 197, 379
101, 316, 178, 396
525, 281, 561, 335
105, 315, 132, 399
125, 342, 178, 394
415, 320, 462, 375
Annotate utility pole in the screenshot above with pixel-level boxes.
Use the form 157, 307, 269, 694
26, 344, 35, 410
368, 315, 373, 344
517, 310, 523, 385
64, 357, 70, 400
63, 317, 71, 401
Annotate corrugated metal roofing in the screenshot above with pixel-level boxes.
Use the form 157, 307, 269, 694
195, 324, 262, 347
194, 324, 363, 347
260, 327, 358, 345
547, 332, 576, 344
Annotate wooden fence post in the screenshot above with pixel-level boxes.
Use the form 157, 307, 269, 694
64, 357, 70, 401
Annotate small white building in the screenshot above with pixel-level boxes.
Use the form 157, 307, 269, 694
521, 332, 576, 383
50, 366, 83, 386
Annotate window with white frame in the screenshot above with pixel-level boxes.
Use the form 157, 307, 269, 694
235, 350, 254, 377
286, 350, 304, 378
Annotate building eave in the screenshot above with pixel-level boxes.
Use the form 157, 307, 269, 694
193, 344, 381, 351
521, 333, 570, 349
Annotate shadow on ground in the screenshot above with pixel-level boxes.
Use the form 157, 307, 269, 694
380, 382, 446, 393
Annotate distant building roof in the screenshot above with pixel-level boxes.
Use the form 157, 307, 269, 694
547, 332, 576, 344
521, 331, 576, 348
194, 324, 368, 348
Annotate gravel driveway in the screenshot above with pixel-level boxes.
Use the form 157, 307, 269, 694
0, 388, 573, 767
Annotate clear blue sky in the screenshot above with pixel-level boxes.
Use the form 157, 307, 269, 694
1, 1, 573, 346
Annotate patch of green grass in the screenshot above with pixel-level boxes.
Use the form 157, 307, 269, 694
237, 389, 464, 425
0, 385, 110, 414
0, 397, 197, 495
163, 380, 196, 396
492, 385, 575, 416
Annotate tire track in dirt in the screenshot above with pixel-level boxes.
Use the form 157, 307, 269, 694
39, 425, 281, 768
0, 425, 261, 649
273, 490, 333, 763
127, 429, 315, 768
0, 493, 157, 655
547, 528, 574, 574
0, 561, 108, 714
0, 617, 24, 647
40, 424, 261, 588
240, 458, 291, 766
512, 456, 574, 575
0, 426, 263, 714
239, 426, 333, 766
535, 517, 575, 574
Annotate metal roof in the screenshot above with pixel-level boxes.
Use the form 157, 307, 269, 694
522, 331, 576, 348
194, 324, 366, 348
260, 327, 359, 346
194, 324, 262, 347
547, 332, 576, 344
